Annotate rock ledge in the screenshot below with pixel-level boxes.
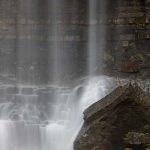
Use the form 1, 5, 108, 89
74, 84, 150, 150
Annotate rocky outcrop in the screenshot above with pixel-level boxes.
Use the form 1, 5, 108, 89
103, 0, 150, 79
124, 132, 150, 149
74, 84, 150, 150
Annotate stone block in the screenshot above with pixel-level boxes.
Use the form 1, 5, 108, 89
6, 86, 19, 94
21, 87, 34, 95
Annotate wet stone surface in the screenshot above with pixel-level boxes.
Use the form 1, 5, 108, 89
0, 84, 70, 125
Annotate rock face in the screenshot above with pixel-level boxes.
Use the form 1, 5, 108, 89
74, 84, 150, 150
103, 0, 150, 79
0, 0, 88, 84
0, 0, 150, 84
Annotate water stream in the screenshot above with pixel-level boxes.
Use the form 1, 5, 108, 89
0, 76, 115, 150
0, 0, 113, 150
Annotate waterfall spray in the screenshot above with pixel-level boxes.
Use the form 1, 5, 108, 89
0, 0, 111, 150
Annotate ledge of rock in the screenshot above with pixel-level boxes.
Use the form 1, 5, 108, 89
74, 84, 150, 150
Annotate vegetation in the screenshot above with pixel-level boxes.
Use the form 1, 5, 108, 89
135, 16, 146, 25
129, 53, 144, 64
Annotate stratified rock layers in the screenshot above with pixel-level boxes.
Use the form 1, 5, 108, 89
74, 85, 150, 150
0, 0, 150, 83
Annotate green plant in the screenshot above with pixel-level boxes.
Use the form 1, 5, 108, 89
130, 53, 144, 63
124, 132, 135, 143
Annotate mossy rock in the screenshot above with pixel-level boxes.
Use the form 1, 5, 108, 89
124, 132, 150, 145
74, 85, 150, 150
135, 16, 145, 25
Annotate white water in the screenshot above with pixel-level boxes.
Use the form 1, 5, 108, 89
88, 0, 107, 75
0, 76, 116, 150
0, 0, 111, 150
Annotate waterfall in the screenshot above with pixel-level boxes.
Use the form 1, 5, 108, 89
48, 0, 63, 84
0, 76, 115, 150
88, 0, 107, 76
88, 0, 98, 75
0, 0, 112, 150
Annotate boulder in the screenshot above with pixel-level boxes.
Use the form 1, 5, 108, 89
74, 84, 150, 150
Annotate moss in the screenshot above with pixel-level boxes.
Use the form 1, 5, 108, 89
124, 132, 150, 145
144, 133, 150, 140
135, 16, 145, 24
143, 125, 150, 132
124, 132, 135, 143
129, 53, 144, 64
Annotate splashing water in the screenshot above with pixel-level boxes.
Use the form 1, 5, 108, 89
0, 76, 116, 150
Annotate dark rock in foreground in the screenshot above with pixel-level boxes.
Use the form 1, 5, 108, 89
74, 84, 150, 150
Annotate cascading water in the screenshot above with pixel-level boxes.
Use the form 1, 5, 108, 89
0, 76, 116, 150
0, 0, 114, 150
88, 0, 107, 75
88, 0, 97, 75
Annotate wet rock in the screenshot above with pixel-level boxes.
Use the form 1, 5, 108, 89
0, 98, 7, 103
74, 84, 150, 150
0, 88, 6, 98
124, 148, 133, 150
13, 94, 38, 103
120, 60, 140, 73
38, 91, 55, 104
21, 87, 34, 95
124, 132, 150, 145
6, 86, 19, 94
124, 132, 150, 150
